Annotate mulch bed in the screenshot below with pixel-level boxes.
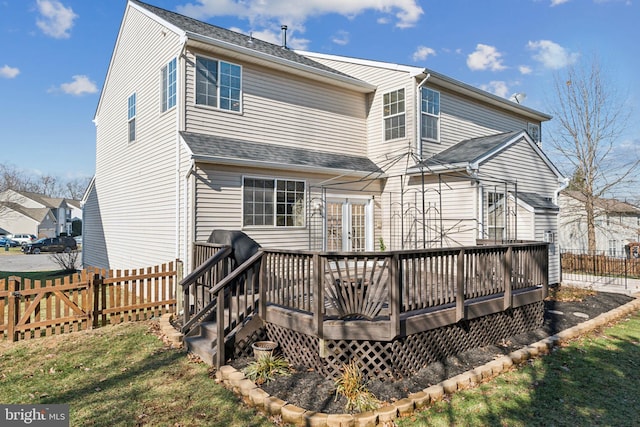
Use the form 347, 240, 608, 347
230, 291, 634, 415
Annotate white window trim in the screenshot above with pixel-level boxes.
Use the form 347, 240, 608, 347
383, 88, 406, 141
161, 57, 177, 114
194, 54, 243, 114
242, 175, 307, 229
421, 87, 441, 143
127, 92, 136, 143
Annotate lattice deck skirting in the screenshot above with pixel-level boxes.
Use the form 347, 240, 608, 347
240, 301, 544, 380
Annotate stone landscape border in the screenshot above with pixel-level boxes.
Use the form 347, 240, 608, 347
159, 295, 640, 427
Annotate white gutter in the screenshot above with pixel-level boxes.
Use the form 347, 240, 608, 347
416, 73, 430, 160
191, 155, 386, 179
554, 177, 570, 205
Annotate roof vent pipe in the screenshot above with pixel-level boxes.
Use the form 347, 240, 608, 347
281, 25, 288, 48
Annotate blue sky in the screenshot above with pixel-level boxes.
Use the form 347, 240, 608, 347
1, 0, 638, 185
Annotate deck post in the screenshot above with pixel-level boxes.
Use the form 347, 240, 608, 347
456, 249, 465, 322
259, 252, 267, 320
216, 288, 225, 368
313, 253, 323, 340
542, 245, 549, 298
390, 253, 401, 339
503, 246, 512, 310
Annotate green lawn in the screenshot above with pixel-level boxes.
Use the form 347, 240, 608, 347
0, 322, 273, 427
0, 270, 73, 282
0, 297, 638, 426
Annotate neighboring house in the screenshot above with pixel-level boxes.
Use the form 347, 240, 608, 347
0, 189, 82, 238
558, 190, 640, 256
83, 0, 566, 283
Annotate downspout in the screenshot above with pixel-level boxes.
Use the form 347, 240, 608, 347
175, 36, 187, 262
416, 73, 431, 160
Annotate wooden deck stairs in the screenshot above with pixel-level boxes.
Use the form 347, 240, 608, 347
180, 246, 264, 366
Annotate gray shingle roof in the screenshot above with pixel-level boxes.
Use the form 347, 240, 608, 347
420, 131, 521, 169
517, 192, 559, 211
130, 0, 357, 80
181, 131, 383, 174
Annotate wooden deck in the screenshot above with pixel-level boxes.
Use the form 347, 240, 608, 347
181, 241, 548, 376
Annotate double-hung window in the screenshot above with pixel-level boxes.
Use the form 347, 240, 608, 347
127, 93, 136, 142
161, 58, 177, 112
383, 89, 405, 140
196, 56, 241, 112
243, 177, 305, 227
421, 87, 440, 142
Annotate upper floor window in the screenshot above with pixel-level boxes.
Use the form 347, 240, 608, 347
243, 177, 305, 227
421, 87, 440, 142
383, 89, 405, 141
161, 58, 177, 112
127, 93, 136, 142
527, 123, 541, 144
196, 57, 241, 112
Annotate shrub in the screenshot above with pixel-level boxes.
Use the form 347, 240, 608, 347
243, 354, 290, 385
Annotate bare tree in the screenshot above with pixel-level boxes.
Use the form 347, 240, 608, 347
548, 56, 638, 254
64, 177, 92, 199
1, 163, 89, 199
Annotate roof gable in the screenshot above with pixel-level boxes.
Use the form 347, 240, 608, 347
413, 130, 563, 179
127, 1, 372, 92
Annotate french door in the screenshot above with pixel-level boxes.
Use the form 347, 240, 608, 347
325, 199, 371, 252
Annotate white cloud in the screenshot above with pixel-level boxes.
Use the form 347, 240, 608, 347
52, 75, 98, 96
527, 40, 579, 69
177, 0, 423, 30
412, 46, 436, 62
467, 44, 506, 71
479, 80, 510, 98
550, 0, 570, 6
35, 0, 77, 39
331, 30, 349, 46
0, 65, 19, 78
519, 65, 532, 75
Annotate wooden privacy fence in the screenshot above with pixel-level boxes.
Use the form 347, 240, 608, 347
561, 251, 640, 278
0, 261, 180, 342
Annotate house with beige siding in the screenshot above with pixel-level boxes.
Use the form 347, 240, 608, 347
83, 0, 566, 283
0, 189, 80, 238
558, 191, 640, 257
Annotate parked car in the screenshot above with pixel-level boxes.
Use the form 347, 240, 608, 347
22, 236, 78, 254
8, 234, 37, 246
0, 236, 19, 247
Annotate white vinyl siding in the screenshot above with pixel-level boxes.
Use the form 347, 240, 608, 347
184, 50, 367, 157
480, 140, 559, 195
193, 164, 380, 250
88, 5, 182, 269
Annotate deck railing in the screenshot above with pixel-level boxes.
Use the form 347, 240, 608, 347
187, 241, 548, 366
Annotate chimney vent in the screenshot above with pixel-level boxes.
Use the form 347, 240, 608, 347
281, 25, 288, 49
